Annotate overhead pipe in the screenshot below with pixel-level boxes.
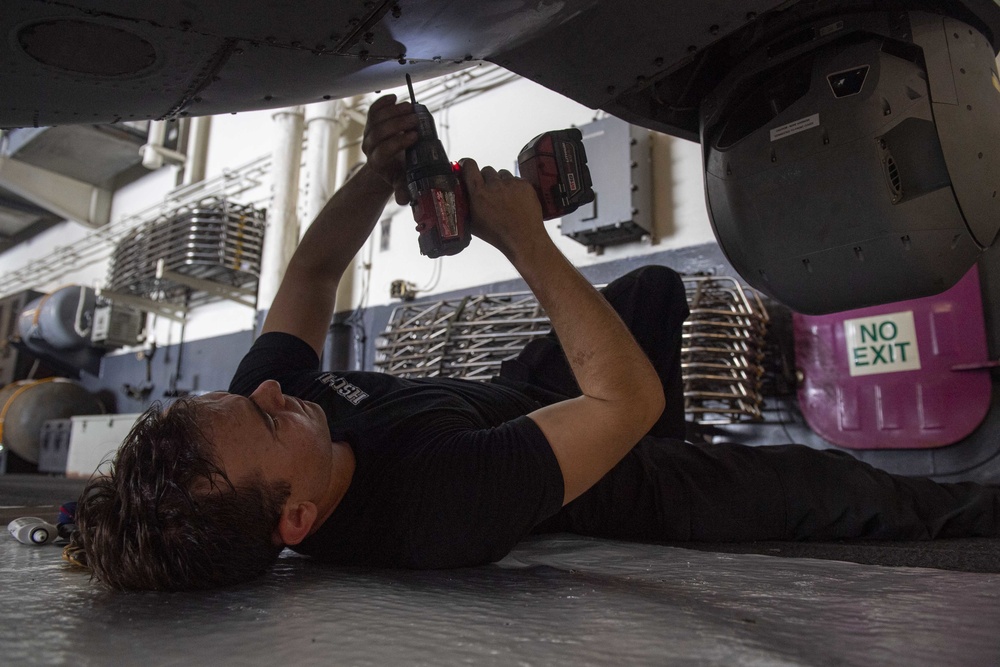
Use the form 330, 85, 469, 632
140, 120, 186, 170
141, 120, 167, 170
182, 116, 212, 186
333, 96, 367, 317
256, 105, 305, 314
303, 100, 344, 234
325, 96, 368, 370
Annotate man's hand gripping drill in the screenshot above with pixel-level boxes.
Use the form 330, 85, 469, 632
362, 77, 595, 259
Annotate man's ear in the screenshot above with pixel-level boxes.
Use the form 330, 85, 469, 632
275, 501, 318, 546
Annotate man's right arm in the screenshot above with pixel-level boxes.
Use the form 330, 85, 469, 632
460, 161, 666, 505
260, 95, 418, 356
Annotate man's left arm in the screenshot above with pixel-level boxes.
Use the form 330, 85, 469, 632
261, 95, 418, 355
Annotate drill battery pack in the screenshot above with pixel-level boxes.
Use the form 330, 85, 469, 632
517, 128, 595, 220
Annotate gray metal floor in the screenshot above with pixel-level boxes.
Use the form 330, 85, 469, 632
3, 528, 999, 666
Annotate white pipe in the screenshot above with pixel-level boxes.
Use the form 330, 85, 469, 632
182, 116, 212, 186
257, 105, 305, 311
144, 144, 187, 164
141, 120, 168, 170
334, 96, 367, 315
303, 100, 343, 236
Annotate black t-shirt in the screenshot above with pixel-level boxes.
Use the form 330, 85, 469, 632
228, 332, 565, 568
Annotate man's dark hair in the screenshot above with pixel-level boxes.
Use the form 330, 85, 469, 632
73, 398, 290, 591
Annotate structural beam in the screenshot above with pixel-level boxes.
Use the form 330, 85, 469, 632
0, 156, 111, 228
95, 288, 187, 323
156, 259, 256, 309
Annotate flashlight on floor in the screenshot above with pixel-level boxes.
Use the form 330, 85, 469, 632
8, 517, 58, 545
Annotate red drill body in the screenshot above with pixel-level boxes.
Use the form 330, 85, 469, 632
405, 75, 470, 258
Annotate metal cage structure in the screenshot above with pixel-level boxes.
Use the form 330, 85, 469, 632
375, 292, 550, 381
375, 274, 770, 424
107, 197, 266, 306
681, 275, 769, 424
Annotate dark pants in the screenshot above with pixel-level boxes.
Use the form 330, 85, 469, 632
504, 265, 1000, 542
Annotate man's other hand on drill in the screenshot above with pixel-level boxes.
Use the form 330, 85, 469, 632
362, 94, 419, 205
459, 158, 545, 260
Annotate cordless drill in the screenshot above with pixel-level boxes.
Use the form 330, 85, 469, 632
404, 74, 470, 258
404, 75, 594, 258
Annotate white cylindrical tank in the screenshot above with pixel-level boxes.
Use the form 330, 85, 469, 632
17, 285, 96, 350
0, 378, 105, 464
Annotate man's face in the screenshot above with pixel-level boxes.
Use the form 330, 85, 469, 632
194, 380, 334, 503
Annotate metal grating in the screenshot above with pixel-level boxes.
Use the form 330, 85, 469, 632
107, 197, 265, 304
681, 275, 769, 424
375, 292, 550, 381
374, 274, 769, 423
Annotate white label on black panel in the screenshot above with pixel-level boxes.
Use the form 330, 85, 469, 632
769, 114, 820, 142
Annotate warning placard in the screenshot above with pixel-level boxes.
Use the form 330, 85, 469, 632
769, 113, 820, 142
844, 311, 921, 377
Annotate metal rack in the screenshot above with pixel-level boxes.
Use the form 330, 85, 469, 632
104, 197, 265, 312
375, 292, 549, 381
0, 153, 270, 301
375, 275, 770, 423
681, 275, 769, 424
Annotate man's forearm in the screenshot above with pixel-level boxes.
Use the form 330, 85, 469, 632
507, 232, 666, 503
456, 160, 667, 501
289, 163, 394, 287
509, 236, 663, 411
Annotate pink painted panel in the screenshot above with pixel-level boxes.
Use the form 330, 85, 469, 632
793, 268, 991, 449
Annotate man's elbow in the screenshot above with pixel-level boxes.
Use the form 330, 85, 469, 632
622, 371, 665, 434
643, 386, 667, 430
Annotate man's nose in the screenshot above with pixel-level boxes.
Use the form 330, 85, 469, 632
251, 379, 285, 407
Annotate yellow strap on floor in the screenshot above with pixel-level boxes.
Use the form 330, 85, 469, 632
62, 542, 89, 569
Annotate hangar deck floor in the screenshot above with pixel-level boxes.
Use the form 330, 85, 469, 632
2, 475, 999, 666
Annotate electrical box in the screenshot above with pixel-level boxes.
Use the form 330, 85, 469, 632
91, 303, 145, 348
559, 116, 653, 250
